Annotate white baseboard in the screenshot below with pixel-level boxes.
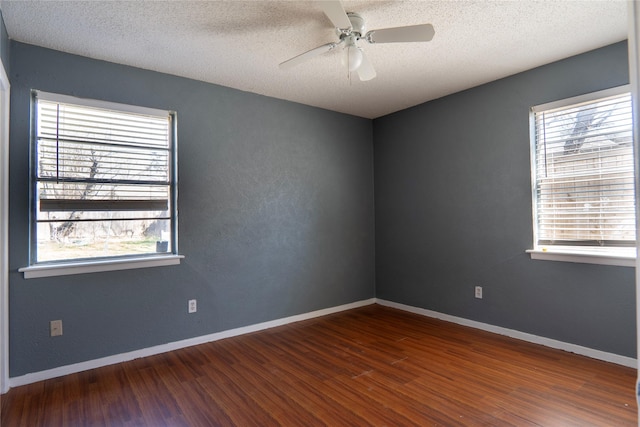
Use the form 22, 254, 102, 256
8, 298, 376, 388
8, 296, 636, 389
376, 298, 637, 369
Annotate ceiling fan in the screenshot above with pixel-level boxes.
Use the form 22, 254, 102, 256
279, 1, 435, 81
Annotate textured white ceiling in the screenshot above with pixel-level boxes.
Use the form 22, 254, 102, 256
0, 0, 629, 118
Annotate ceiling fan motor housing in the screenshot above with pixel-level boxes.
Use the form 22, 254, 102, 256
345, 12, 365, 36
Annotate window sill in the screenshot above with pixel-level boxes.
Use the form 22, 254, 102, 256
19, 254, 184, 279
526, 248, 635, 267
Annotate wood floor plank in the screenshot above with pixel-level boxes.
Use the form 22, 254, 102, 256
1, 304, 637, 426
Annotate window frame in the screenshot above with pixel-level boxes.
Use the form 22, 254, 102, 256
527, 85, 636, 267
20, 91, 182, 278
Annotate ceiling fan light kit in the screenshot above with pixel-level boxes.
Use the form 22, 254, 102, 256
279, 1, 435, 82
343, 35, 363, 72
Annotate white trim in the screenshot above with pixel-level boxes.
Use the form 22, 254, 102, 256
19, 254, 184, 279
376, 299, 637, 369
531, 84, 630, 113
526, 248, 636, 267
0, 57, 9, 395
8, 298, 376, 387
35, 90, 171, 117
8, 296, 635, 388
627, 0, 640, 411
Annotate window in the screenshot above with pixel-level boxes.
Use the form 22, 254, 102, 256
23, 91, 179, 276
529, 86, 635, 265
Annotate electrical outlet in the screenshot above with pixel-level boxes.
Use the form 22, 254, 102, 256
475, 286, 483, 299
188, 299, 197, 313
50, 320, 63, 336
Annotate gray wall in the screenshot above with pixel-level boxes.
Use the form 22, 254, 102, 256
8, 42, 375, 377
7, 38, 636, 377
0, 9, 8, 76
374, 41, 636, 358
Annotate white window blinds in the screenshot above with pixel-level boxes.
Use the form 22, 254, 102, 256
36, 98, 171, 212
531, 89, 634, 248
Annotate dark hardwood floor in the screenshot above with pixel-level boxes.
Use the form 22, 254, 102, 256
1, 304, 637, 426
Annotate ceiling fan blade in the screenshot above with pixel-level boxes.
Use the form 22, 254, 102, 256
357, 51, 376, 81
279, 41, 341, 69
366, 24, 435, 44
319, 0, 352, 30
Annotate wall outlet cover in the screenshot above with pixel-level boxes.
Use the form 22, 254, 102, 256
50, 320, 63, 336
